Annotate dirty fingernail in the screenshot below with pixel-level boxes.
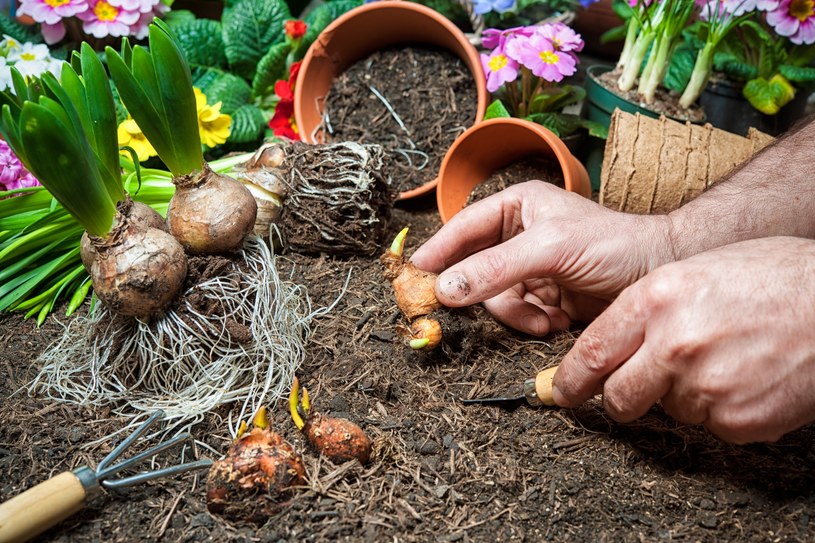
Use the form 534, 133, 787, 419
437, 272, 471, 302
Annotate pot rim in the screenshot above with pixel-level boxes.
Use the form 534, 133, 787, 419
435, 117, 591, 224
293, 0, 488, 201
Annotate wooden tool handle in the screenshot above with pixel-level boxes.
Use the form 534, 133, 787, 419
534, 366, 559, 406
0, 471, 87, 543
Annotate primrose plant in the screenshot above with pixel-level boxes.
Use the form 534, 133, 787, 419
481, 22, 606, 137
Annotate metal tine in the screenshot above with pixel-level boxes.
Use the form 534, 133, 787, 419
97, 410, 166, 472
102, 459, 214, 489
96, 432, 193, 482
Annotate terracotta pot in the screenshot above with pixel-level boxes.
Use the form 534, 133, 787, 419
294, 0, 488, 200
436, 118, 591, 224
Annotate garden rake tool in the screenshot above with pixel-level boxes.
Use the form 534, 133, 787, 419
0, 410, 212, 543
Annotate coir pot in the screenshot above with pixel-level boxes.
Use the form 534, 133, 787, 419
436, 118, 591, 224
294, 0, 488, 200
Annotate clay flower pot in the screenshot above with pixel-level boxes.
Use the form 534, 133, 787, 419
436, 118, 591, 224
294, 0, 488, 200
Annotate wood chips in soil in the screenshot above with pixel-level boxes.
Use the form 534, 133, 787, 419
1, 200, 815, 542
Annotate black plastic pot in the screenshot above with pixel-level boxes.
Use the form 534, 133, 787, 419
699, 78, 810, 137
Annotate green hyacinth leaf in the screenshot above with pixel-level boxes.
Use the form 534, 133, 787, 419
252, 42, 291, 98
223, 0, 291, 80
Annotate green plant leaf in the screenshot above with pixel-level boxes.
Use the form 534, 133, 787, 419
168, 18, 228, 71
202, 72, 252, 114
714, 51, 758, 81
484, 99, 511, 120
223, 0, 291, 79
293, 0, 361, 60
525, 112, 583, 137
80, 42, 121, 198
148, 23, 203, 174
779, 64, 815, 83
252, 42, 291, 97
664, 41, 697, 93
0, 17, 42, 43
107, 46, 180, 174
19, 103, 116, 236
581, 119, 609, 139
163, 8, 198, 27
743, 75, 795, 115
228, 103, 266, 144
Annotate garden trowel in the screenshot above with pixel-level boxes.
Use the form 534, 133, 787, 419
461, 366, 560, 410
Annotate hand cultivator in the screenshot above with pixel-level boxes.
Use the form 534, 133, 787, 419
0, 411, 211, 543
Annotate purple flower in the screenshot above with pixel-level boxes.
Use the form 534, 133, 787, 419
481, 49, 519, 93
534, 22, 584, 52
16, 0, 88, 25
514, 33, 577, 82
473, 0, 515, 16
0, 140, 39, 193
77, 0, 140, 38
766, 0, 815, 44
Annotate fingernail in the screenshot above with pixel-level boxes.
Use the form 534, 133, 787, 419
438, 272, 470, 302
551, 384, 568, 407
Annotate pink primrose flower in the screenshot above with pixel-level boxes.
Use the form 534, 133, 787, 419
16, 0, 88, 25
534, 22, 584, 52
697, 0, 779, 18
129, 2, 168, 39
766, 0, 815, 44
41, 21, 67, 43
108, 0, 161, 13
628, 0, 655, 7
481, 26, 534, 50
0, 140, 39, 193
514, 33, 577, 82
481, 49, 519, 93
77, 0, 140, 38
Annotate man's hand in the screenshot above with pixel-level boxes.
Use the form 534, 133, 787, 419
411, 181, 674, 334
553, 236, 815, 444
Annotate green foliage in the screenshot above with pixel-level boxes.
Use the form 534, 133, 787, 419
106, 21, 204, 177
222, 0, 291, 80
484, 99, 511, 120
0, 17, 42, 44
228, 104, 267, 143
294, 0, 363, 59
779, 64, 815, 84
167, 18, 228, 72
743, 74, 795, 115
199, 71, 253, 114
253, 42, 291, 97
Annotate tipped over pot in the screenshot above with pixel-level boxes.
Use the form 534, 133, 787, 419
435, 118, 591, 224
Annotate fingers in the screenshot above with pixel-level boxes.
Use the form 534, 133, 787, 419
482, 287, 571, 336
602, 347, 673, 423
410, 188, 522, 273
552, 288, 647, 408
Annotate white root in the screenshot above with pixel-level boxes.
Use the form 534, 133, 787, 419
29, 236, 325, 441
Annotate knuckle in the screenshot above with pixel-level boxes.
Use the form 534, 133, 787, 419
573, 333, 612, 375
603, 387, 636, 423
706, 411, 766, 444
472, 250, 510, 289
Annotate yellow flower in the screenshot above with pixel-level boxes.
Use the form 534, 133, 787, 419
194, 87, 232, 148
117, 117, 156, 162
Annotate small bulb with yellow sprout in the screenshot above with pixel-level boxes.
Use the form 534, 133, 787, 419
381, 228, 445, 350
206, 406, 305, 522
289, 377, 372, 464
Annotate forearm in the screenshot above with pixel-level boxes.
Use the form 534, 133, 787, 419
667, 117, 815, 260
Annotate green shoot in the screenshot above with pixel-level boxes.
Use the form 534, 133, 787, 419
106, 20, 204, 178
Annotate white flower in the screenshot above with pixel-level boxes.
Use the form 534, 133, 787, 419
6, 41, 51, 63
0, 57, 12, 92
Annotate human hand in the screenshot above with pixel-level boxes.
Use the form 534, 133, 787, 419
411, 181, 674, 335
552, 236, 815, 444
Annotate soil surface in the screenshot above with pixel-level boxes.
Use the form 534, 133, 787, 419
2, 197, 815, 542
322, 47, 478, 195
467, 157, 565, 206
596, 69, 706, 123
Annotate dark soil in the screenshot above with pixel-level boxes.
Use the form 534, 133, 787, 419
322, 47, 478, 195
2, 198, 815, 542
467, 157, 565, 206
596, 69, 706, 123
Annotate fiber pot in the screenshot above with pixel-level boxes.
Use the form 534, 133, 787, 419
294, 0, 488, 200
436, 118, 591, 224
699, 77, 810, 137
